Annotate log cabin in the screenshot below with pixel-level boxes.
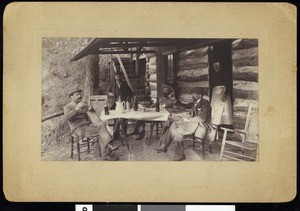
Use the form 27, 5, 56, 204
70, 38, 258, 131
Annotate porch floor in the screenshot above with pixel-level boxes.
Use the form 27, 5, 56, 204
41, 123, 223, 161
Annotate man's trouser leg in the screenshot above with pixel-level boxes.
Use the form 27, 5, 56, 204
171, 122, 186, 160
174, 141, 185, 157
96, 122, 112, 156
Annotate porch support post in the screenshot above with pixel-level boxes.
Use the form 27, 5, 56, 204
156, 52, 165, 100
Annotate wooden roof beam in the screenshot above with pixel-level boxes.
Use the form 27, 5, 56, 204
105, 42, 178, 48
96, 50, 156, 54
179, 39, 230, 51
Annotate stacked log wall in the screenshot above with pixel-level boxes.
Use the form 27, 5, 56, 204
146, 56, 157, 101
231, 39, 259, 132
177, 47, 210, 102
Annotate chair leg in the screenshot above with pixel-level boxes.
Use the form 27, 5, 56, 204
76, 137, 81, 161
202, 139, 205, 160
71, 136, 74, 158
219, 130, 228, 161
156, 122, 159, 139
96, 137, 102, 158
87, 139, 90, 154
255, 144, 259, 162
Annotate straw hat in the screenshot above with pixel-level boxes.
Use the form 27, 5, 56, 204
68, 86, 83, 97
161, 84, 175, 94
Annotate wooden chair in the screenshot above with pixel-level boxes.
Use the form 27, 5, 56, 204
219, 103, 259, 161
147, 121, 164, 145
89, 95, 107, 116
182, 122, 213, 160
70, 134, 102, 161
89, 95, 131, 153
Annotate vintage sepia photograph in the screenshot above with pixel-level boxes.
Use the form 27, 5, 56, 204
41, 38, 259, 161
4, 2, 296, 203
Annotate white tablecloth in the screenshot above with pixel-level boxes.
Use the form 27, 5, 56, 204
100, 108, 170, 122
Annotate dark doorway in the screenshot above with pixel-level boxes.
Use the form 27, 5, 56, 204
138, 58, 146, 78
208, 40, 233, 102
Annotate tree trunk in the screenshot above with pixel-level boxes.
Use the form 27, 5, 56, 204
84, 54, 100, 101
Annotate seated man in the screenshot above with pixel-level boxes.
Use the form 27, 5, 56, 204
64, 86, 119, 161
159, 84, 176, 108
155, 90, 212, 161
132, 84, 177, 140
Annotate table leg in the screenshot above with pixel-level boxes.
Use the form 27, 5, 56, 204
148, 122, 154, 145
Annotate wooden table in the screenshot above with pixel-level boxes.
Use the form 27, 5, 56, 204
100, 108, 170, 145
100, 108, 170, 122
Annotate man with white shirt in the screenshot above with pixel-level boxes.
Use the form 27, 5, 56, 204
155, 90, 212, 161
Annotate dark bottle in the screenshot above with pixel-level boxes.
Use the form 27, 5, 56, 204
155, 99, 160, 112
133, 97, 138, 111
104, 105, 109, 115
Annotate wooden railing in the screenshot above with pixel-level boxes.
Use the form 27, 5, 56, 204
42, 110, 64, 122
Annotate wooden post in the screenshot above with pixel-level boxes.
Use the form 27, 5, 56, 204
156, 52, 165, 100
135, 53, 139, 76
173, 49, 179, 99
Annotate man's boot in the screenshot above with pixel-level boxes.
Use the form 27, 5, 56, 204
173, 142, 185, 161
103, 154, 119, 161
154, 144, 168, 153
100, 140, 119, 161
107, 143, 119, 152
172, 154, 186, 161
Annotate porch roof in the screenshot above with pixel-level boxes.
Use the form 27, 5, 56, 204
70, 38, 226, 61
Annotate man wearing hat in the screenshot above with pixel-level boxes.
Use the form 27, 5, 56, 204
107, 71, 134, 102
106, 72, 135, 136
159, 84, 176, 108
155, 90, 212, 161
64, 86, 119, 161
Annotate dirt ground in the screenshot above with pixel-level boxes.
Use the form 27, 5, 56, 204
41, 123, 223, 161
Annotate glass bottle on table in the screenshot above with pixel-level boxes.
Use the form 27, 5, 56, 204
126, 97, 131, 112
133, 96, 138, 111
155, 98, 160, 112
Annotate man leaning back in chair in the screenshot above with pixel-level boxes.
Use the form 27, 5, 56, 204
64, 86, 119, 161
155, 90, 213, 161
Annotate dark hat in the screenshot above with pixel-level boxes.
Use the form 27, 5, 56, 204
68, 86, 83, 97
161, 84, 175, 94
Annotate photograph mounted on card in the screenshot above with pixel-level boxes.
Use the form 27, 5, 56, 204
3, 2, 296, 202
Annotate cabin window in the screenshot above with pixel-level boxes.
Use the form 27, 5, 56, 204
164, 54, 174, 84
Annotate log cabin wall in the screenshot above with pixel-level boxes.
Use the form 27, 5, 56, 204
146, 39, 259, 130
177, 47, 210, 103
146, 55, 158, 101
175, 39, 258, 133
231, 39, 258, 131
